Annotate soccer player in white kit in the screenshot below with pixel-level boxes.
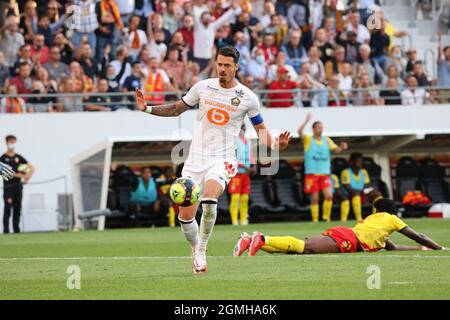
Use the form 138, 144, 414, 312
135, 46, 291, 273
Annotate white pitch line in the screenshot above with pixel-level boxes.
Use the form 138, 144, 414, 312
0, 254, 450, 261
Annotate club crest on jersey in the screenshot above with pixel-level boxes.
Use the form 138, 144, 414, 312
234, 89, 244, 98
231, 97, 241, 106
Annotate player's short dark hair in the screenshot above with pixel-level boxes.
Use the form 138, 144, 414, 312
312, 121, 322, 129
216, 46, 240, 63
5, 135, 16, 142
413, 60, 423, 66
350, 152, 363, 162
444, 46, 450, 53
373, 198, 396, 214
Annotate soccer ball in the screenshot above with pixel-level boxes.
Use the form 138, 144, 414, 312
169, 177, 201, 207
17, 164, 29, 174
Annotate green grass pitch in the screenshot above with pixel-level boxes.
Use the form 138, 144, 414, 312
1, 218, 450, 300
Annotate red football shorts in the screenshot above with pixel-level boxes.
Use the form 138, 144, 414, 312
228, 173, 251, 195
304, 174, 332, 194
322, 226, 359, 253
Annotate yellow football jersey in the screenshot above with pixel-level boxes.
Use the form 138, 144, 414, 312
303, 135, 338, 152
352, 212, 408, 251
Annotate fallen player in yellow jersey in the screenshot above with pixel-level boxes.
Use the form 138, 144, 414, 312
233, 198, 447, 256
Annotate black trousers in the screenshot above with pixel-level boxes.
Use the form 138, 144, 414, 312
3, 186, 22, 233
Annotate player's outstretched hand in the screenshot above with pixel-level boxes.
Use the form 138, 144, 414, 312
278, 131, 292, 151
135, 88, 146, 112
0, 161, 15, 181
305, 112, 312, 122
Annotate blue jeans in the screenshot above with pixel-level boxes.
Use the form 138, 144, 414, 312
71, 31, 96, 55
96, 35, 116, 62
372, 55, 388, 70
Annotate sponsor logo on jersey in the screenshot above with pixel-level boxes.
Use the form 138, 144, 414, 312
207, 85, 219, 92
235, 89, 244, 98
231, 97, 241, 106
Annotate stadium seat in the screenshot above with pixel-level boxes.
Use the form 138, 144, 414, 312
249, 175, 285, 223
420, 158, 450, 203
363, 157, 389, 198
332, 157, 349, 176
395, 157, 429, 218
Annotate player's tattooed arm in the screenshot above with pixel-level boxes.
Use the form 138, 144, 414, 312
135, 88, 189, 117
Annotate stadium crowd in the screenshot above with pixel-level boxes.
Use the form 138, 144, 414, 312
1, 0, 450, 112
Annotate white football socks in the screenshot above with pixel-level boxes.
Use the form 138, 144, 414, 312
198, 198, 218, 252
179, 217, 198, 249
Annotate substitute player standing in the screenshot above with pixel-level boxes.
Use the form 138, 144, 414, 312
297, 113, 347, 222
135, 46, 291, 273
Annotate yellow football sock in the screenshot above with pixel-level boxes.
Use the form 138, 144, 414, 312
322, 199, 333, 222
168, 206, 176, 227
340, 200, 350, 221
352, 195, 362, 222
229, 194, 240, 225
311, 203, 319, 222
239, 194, 249, 225
265, 236, 305, 254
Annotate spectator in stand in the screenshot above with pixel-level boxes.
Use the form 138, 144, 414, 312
211, 0, 228, 19
310, 0, 325, 34
71, 0, 99, 52
147, 13, 168, 63
380, 78, 402, 106
369, 20, 390, 70
355, 44, 385, 85
163, 0, 182, 34
287, 0, 312, 49
10, 62, 33, 95
352, 72, 381, 106
281, 28, 307, 73
230, 10, 262, 50
108, 46, 132, 87
30, 33, 50, 65
142, 57, 178, 105
337, 30, 360, 64
56, 77, 84, 112
382, 64, 405, 87
314, 28, 334, 64
19, 0, 37, 43
95, 0, 124, 62
260, 1, 276, 28
437, 33, 450, 103
327, 73, 349, 107
385, 45, 407, 79
161, 45, 187, 90
234, 31, 251, 77
401, 74, 428, 106
252, 33, 279, 64
1, 85, 26, 113
323, 0, 344, 34
35, 66, 57, 104
266, 66, 298, 108
27, 80, 53, 112
215, 24, 234, 49
247, 48, 270, 89
178, 14, 195, 50
85, 78, 114, 111
35, 11, 66, 47
170, 31, 193, 63
193, 1, 241, 71
269, 51, 298, 82
53, 32, 74, 65
122, 61, 145, 101
11, 44, 33, 77
412, 61, 432, 87
307, 45, 325, 83
338, 62, 353, 97
325, 45, 346, 80
47, 0, 63, 25
138, 46, 152, 75
264, 15, 285, 48
345, 9, 370, 44
67, 60, 94, 93
148, 12, 172, 47
77, 42, 101, 81
406, 48, 418, 73
297, 62, 327, 107
44, 46, 69, 83
0, 52, 9, 92
124, 15, 148, 61
0, 15, 25, 69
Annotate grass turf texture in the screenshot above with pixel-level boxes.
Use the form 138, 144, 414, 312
1, 218, 450, 300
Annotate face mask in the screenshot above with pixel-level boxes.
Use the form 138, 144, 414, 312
7, 143, 15, 151
256, 56, 265, 64
393, 53, 401, 59
155, 40, 163, 45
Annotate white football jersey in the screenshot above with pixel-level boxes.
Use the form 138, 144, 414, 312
182, 78, 261, 161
